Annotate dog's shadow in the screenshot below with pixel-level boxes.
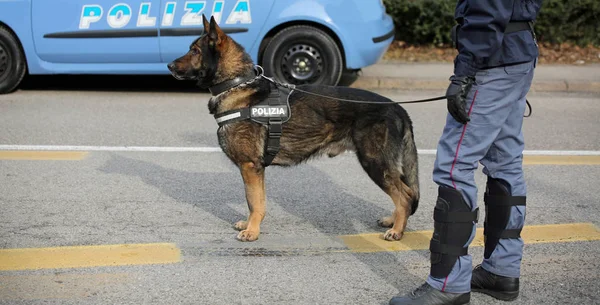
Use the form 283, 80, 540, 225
98, 153, 400, 235
97, 153, 421, 298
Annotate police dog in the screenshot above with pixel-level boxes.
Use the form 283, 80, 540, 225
168, 15, 420, 242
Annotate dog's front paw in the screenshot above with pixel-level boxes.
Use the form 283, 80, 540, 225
383, 229, 403, 241
377, 216, 394, 228
237, 229, 259, 242
233, 221, 248, 231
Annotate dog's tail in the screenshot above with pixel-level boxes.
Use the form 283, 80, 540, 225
401, 125, 420, 215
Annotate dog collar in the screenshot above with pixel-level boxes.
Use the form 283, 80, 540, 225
208, 71, 257, 96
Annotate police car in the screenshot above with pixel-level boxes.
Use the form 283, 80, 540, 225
0, 0, 395, 94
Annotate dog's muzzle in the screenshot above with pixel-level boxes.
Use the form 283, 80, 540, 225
168, 63, 196, 80
167, 62, 176, 72
167, 62, 184, 79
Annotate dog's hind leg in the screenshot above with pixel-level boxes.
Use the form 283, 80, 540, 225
235, 162, 266, 242
383, 178, 413, 241
384, 181, 415, 241
355, 154, 413, 241
353, 123, 414, 241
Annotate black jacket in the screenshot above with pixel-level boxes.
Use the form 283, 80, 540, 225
453, 0, 543, 77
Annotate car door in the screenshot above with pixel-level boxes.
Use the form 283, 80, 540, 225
158, 0, 274, 63
31, 0, 161, 63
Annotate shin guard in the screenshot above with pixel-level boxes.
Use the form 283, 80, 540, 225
483, 177, 526, 259
430, 186, 479, 278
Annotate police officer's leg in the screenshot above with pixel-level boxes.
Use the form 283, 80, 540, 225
426, 66, 522, 294
471, 59, 536, 301
389, 66, 524, 305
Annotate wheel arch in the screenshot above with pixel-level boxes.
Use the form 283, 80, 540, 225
0, 20, 29, 73
256, 20, 346, 69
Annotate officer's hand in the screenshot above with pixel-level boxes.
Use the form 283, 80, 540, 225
445, 75, 475, 124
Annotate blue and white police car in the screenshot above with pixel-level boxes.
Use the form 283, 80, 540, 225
0, 0, 395, 94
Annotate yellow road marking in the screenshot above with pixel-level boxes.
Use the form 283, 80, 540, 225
340, 223, 600, 253
0, 151, 88, 160
523, 155, 600, 165
0, 151, 597, 164
0, 243, 180, 271
0, 273, 130, 300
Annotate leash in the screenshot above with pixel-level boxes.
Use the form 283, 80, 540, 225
254, 65, 532, 117
524, 100, 532, 117
288, 86, 449, 105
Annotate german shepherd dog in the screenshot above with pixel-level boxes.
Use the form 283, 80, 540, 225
168, 15, 420, 242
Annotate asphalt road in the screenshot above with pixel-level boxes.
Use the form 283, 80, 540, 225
0, 80, 599, 305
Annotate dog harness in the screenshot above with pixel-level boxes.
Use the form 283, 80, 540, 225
212, 79, 293, 167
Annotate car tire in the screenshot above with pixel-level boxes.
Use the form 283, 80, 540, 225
0, 26, 27, 94
261, 25, 343, 86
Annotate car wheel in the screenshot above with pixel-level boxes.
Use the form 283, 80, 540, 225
261, 25, 343, 86
0, 26, 27, 94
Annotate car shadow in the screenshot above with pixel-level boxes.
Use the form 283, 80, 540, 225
17, 70, 361, 93
19, 74, 204, 93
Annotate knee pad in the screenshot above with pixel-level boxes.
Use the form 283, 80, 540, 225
430, 186, 479, 278
483, 177, 527, 259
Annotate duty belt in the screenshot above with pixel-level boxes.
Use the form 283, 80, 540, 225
213, 82, 293, 167
451, 20, 536, 49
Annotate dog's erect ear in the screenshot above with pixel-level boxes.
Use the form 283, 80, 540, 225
202, 14, 210, 33
208, 15, 225, 47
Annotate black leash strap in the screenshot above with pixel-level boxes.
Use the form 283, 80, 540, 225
293, 86, 448, 105
281, 83, 532, 117
524, 99, 532, 117
256, 66, 532, 117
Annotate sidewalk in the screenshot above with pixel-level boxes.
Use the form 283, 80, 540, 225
350, 62, 600, 93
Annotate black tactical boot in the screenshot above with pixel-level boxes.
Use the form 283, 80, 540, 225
389, 283, 470, 305
471, 264, 519, 301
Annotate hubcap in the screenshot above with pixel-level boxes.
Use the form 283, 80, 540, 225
0, 43, 8, 77
281, 44, 323, 84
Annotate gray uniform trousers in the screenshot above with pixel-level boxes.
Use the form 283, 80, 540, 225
426, 58, 536, 293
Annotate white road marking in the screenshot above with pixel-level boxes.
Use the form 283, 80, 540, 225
0, 145, 599, 156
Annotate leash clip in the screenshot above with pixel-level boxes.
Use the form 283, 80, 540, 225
255, 64, 297, 90
254, 64, 265, 77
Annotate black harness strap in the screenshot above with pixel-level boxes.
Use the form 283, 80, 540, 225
214, 108, 251, 126
484, 195, 526, 206
430, 240, 469, 256
429, 207, 479, 257
434, 207, 479, 223
483, 194, 527, 239
262, 82, 284, 166
213, 81, 291, 167
490, 229, 522, 239
429, 206, 479, 256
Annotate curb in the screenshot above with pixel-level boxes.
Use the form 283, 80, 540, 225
349, 76, 600, 93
